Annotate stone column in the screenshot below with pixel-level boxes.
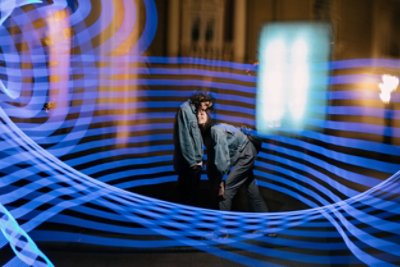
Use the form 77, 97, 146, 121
167, 0, 180, 56
233, 0, 247, 62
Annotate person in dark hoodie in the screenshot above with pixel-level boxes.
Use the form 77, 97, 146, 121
173, 91, 214, 206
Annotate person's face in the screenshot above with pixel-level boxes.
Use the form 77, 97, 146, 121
199, 101, 212, 111
197, 109, 208, 125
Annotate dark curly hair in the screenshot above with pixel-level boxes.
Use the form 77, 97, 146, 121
189, 90, 215, 111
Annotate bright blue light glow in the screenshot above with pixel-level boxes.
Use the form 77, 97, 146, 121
256, 22, 331, 134
0, 1, 399, 267
0, 203, 54, 267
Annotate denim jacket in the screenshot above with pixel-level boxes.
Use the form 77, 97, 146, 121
173, 100, 203, 170
210, 123, 249, 176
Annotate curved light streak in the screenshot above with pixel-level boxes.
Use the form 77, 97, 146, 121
0, 1, 399, 266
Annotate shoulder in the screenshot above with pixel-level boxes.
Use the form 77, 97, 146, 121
215, 123, 237, 133
180, 100, 190, 109
211, 124, 226, 137
180, 100, 196, 114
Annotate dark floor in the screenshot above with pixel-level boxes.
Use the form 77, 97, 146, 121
45, 247, 246, 267
131, 180, 305, 212
27, 181, 306, 267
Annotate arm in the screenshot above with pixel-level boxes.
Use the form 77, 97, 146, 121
177, 104, 203, 167
212, 128, 230, 176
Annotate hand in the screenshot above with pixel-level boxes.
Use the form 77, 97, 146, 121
218, 182, 225, 197
190, 163, 202, 172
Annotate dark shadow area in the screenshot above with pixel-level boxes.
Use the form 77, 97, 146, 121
42, 244, 246, 267
131, 178, 307, 212
39, 231, 357, 267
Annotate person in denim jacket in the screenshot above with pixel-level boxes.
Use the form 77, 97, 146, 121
173, 91, 214, 206
197, 110, 269, 212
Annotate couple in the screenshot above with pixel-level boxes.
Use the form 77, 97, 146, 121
173, 91, 269, 213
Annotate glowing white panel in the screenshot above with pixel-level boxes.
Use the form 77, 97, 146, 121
256, 22, 331, 134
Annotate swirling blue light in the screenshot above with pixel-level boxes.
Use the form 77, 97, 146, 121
0, 1, 399, 266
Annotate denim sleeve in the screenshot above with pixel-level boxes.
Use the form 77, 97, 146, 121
212, 128, 230, 176
177, 104, 203, 167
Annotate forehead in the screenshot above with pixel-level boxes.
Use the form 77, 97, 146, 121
197, 110, 208, 117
